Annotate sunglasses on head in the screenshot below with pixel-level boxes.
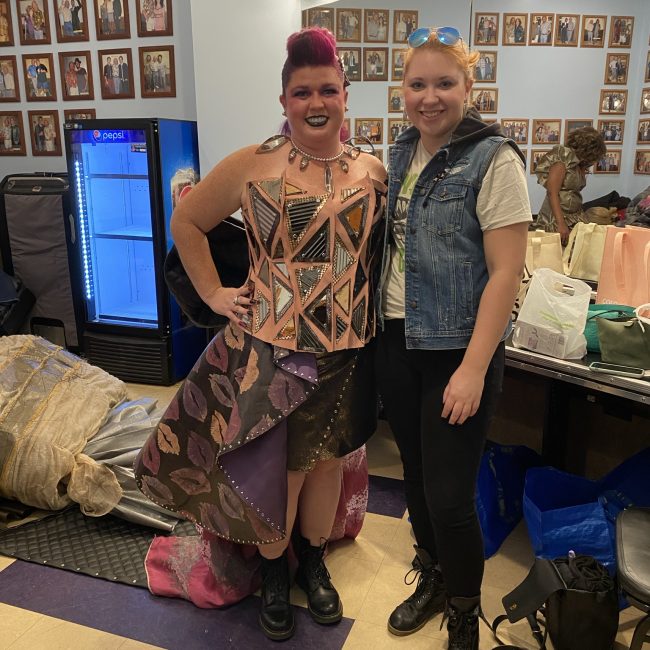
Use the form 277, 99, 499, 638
408, 26, 462, 48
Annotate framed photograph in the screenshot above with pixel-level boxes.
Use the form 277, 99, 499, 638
387, 86, 404, 114
609, 16, 634, 48
0, 1, 15, 46
22, 53, 56, 101
335, 8, 361, 43
363, 47, 387, 81
391, 48, 407, 81
502, 14, 526, 45
555, 14, 579, 46
0, 110, 25, 154
16, 0, 51, 44
388, 118, 412, 144
638, 120, 650, 144
470, 88, 498, 114
645, 52, 650, 83
532, 119, 561, 144
59, 51, 93, 100
530, 150, 549, 175
595, 151, 621, 174
27, 109, 61, 155
98, 48, 134, 98
501, 119, 529, 144
393, 10, 417, 44
599, 90, 627, 115
64, 107, 96, 121
598, 119, 624, 144
305, 8, 333, 32
565, 119, 593, 143
529, 14, 554, 46
474, 51, 497, 82
604, 53, 629, 85
0, 55, 19, 101
364, 9, 388, 43
642, 89, 650, 114
581, 16, 606, 48
94, 0, 130, 39
55, 0, 89, 42
337, 47, 361, 82
354, 118, 383, 145
139, 45, 175, 97
474, 13, 499, 46
136, 0, 172, 37
635, 150, 650, 174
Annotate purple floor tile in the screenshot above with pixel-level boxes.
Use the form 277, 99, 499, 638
0, 561, 352, 649
367, 475, 407, 519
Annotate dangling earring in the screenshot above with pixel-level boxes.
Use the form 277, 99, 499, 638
282, 110, 286, 116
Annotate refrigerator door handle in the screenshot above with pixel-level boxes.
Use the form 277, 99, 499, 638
68, 213, 76, 244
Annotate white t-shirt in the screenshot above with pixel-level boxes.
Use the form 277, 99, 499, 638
383, 140, 532, 319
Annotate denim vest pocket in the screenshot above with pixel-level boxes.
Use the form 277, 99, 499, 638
421, 181, 470, 235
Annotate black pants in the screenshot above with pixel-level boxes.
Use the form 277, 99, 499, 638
376, 319, 505, 598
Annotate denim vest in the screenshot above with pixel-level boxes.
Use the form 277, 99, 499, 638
378, 126, 514, 349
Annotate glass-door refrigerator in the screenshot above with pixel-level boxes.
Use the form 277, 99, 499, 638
64, 118, 206, 385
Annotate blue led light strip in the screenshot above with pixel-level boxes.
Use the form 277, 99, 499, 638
74, 159, 94, 302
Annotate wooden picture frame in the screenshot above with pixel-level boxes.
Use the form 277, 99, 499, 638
391, 48, 407, 81
64, 107, 96, 121
635, 150, 650, 174
608, 16, 634, 48
393, 10, 418, 44
387, 86, 404, 114
502, 14, 526, 45
0, 1, 15, 46
0, 54, 19, 101
645, 52, 650, 83
387, 118, 412, 144
581, 15, 606, 48
22, 53, 56, 101
354, 118, 383, 145
94, 0, 130, 40
139, 45, 175, 98
0, 109, 25, 154
98, 48, 134, 99
554, 14, 579, 47
595, 151, 621, 174
305, 8, 333, 32
474, 51, 497, 83
363, 47, 387, 81
637, 120, 650, 145
59, 50, 94, 100
136, 0, 172, 37
470, 88, 498, 114
599, 89, 627, 115
500, 119, 529, 144
604, 53, 629, 85
598, 119, 624, 144
474, 13, 499, 46
335, 8, 361, 43
565, 119, 593, 143
529, 14, 554, 46
363, 9, 388, 43
337, 47, 361, 82
532, 119, 561, 144
642, 89, 650, 115
55, 0, 89, 42
27, 108, 61, 155
16, 0, 51, 44
530, 149, 549, 175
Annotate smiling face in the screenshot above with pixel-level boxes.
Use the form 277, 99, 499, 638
279, 64, 347, 157
403, 48, 472, 153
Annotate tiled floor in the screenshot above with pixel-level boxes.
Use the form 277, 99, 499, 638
0, 382, 645, 649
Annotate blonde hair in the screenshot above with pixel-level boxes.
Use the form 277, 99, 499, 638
403, 32, 480, 81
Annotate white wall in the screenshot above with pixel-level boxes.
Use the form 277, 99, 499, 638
0, 0, 197, 178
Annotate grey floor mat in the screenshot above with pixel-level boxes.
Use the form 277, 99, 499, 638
0, 508, 197, 588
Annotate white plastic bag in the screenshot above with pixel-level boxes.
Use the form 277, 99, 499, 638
512, 268, 592, 359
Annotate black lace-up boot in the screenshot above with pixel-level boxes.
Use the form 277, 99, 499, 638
387, 545, 447, 635
446, 595, 480, 650
295, 537, 343, 624
259, 553, 295, 641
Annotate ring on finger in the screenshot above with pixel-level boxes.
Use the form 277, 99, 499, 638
233, 295, 239, 306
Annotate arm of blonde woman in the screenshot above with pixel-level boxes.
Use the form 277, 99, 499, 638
170, 145, 258, 328
441, 222, 529, 425
545, 161, 570, 245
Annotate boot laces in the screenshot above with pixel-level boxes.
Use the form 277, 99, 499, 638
441, 602, 480, 646
263, 560, 287, 603
404, 559, 440, 604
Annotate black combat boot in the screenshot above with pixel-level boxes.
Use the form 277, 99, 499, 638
446, 595, 480, 650
295, 537, 343, 624
259, 553, 295, 641
387, 545, 446, 635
